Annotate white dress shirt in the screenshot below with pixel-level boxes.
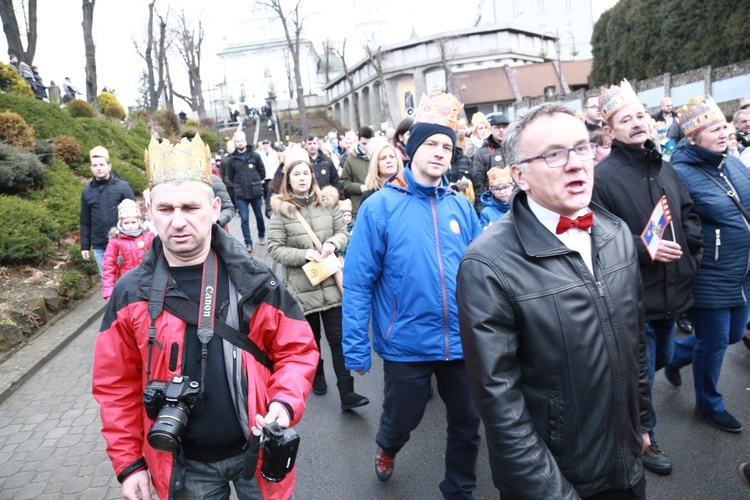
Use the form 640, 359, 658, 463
527, 197, 594, 274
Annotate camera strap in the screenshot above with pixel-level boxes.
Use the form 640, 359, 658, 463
195, 250, 219, 393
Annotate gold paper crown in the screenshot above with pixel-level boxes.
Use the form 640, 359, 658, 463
598, 79, 639, 123
413, 93, 462, 132
470, 111, 488, 127
117, 199, 141, 220
338, 199, 352, 212
144, 134, 212, 189
90, 145, 109, 161
677, 96, 725, 137
282, 145, 310, 171
487, 167, 512, 187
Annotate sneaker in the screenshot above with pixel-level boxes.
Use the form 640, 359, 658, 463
664, 365, 682, 387
695, 408, 743, 433
677, 314, 693, 334
258, 237, 267, 245
375, 448, 395, 482
642, 440, 672, 475
738, 463, 750, 489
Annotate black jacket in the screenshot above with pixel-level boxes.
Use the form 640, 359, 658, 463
226, 148, 265, 200
458, 191, 650, 498
471, 135, 506, 212
592, 139, 703, 321
311, 151, 340, 191
80, 175, 135, 250
448, 147, 471, 184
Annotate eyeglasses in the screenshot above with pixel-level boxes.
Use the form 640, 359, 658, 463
518, 142, 597, 168
490, 184, 513, 193
585, 105, 599, 109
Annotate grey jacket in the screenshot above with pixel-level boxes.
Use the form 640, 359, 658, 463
211, 174, 235, 226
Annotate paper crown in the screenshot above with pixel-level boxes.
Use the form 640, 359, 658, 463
677, 96, 725, 137
338, 199, 352, 213
90, 145, 109, 161
598, 79, 639, 123
117, 199, 141, 220
413, 93, 462, 132
282, 145, 310, 171
487, 167, 512, 187
470, 111, 488, 127
144, 134, 212, 189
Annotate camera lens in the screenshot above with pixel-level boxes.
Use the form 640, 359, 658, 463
147, 403, 189, 452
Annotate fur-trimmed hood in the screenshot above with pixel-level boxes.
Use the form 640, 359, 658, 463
270, 185, 340, 218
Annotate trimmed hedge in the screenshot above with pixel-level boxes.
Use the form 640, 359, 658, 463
25, 159, 83, 234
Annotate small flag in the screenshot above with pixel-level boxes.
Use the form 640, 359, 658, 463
641, 195, 672, 261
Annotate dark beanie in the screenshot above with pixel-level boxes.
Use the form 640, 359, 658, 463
405, 122, 457, 160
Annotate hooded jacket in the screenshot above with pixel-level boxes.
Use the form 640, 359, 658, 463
92, 226, 318, 500
101, 228, 155, 300
458, 191, 650, 498
80, 175, 136, 250
592, 139, 703, 321
342, 167, 481, 373
340, 148, 370, 217
267, 186, 348, 315
478, 189, 510, 229
671, 143, 750, 309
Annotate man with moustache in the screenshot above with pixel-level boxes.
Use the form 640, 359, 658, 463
592, 80, 703, 476
458, 102, 650, 498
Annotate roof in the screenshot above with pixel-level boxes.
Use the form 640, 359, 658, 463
455, 60, 593, 104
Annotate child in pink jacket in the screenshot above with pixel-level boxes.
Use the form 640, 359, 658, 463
101, 199, 154, 300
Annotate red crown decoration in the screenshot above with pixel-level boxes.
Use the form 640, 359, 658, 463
677, 96, 725, 137
598, 79, 639, 123
413, 93, 463, 132
145, 134, 212, 189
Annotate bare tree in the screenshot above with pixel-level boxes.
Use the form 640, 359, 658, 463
364, 44, 393, 127
0, 0, 37, 63
260, 0, 309, 135
435, 36, 458, 95
335, 39, 360, 129
283, 49, 294, 100
134, 1, 170, 113
321, 38, 334, 84
82, 0, 96, 103
171, 9, 205, 119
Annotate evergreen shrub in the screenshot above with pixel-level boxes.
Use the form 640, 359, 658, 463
0, 110, 35, 151
0, 62, 33, 97
98, 92, 126, 120
35, 139, 55, 165
112, 159, 147, 194
154, 108, 180, 139
0, 142, 45, 192
26, 159, 83, 234
66, 99, 94, 118
0, 195, 60, 264
52, 135, 82, 167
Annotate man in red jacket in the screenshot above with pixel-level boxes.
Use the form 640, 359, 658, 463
92, 134, 318, 500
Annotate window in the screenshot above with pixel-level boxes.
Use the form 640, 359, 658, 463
564, 0, 572, 9
538, 0, 545, 12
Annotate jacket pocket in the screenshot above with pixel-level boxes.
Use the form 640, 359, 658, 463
547, 391, 565, 454
250, 180, 264, 198
384, 294, 398, 339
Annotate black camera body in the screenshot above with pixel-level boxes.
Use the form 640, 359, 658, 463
260, 422, 300, 482
142, 376, 203, 452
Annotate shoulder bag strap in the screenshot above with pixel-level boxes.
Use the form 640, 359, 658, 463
694, 164, 750, 225
294, 210, 323, 252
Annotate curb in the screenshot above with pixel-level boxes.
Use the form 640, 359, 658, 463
0, 283, 107, 404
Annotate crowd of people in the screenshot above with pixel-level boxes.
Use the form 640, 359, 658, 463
84, 79, 750, 498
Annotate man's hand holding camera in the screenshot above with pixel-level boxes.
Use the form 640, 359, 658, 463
254, 401, 290, 429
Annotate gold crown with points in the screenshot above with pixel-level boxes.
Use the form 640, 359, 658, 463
677, 96, 725, 137
117, 199, 141, 220
487, 167, 512, 187
145, 134, 212, 189
598, 79, 639, 123
413, 93, 462, 132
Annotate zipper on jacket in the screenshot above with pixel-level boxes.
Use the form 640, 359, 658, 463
596, 281, 605, 297
714, 229, 721, 261
430, 197, 451, 360
385, 295, 397, 339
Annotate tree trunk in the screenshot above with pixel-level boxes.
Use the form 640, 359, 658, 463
82, 0, 97, 104
0, 0, 37, 63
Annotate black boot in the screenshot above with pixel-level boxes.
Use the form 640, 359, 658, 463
312, 359, 327, 395
337, 376, 369, 410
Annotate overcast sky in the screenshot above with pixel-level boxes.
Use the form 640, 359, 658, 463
0, 0, 618, 110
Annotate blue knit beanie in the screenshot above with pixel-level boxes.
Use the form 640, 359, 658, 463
405, 122, 457, 160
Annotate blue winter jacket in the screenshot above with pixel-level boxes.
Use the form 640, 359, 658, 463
672, 143, 750, 309
478, 189, 510, 229
342, 167, 481, 372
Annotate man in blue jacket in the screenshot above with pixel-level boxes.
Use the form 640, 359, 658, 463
342, 93, 482, 499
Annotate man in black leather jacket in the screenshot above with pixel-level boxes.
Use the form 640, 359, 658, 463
458, 102, 651, 499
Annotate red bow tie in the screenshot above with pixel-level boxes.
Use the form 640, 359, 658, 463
556, 212, 594, 234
